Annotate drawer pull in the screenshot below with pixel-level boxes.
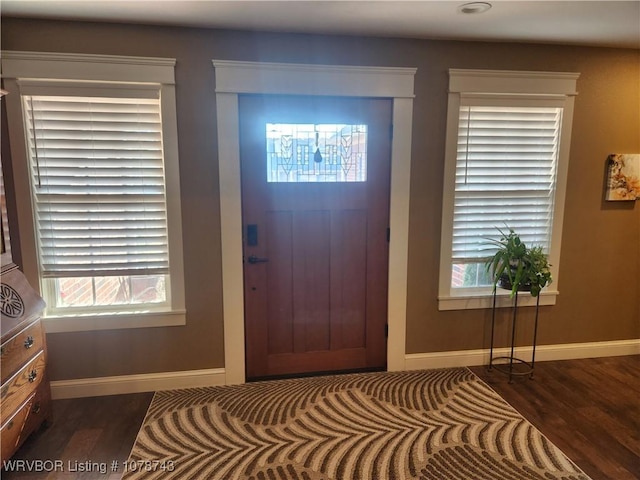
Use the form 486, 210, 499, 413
32, 402, 41, 415
24, 336, 35, 349
28, 370, 38, 383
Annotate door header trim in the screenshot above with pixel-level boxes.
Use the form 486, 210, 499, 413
212, 60, 416, 98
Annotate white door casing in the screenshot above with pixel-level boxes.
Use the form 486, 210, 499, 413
212, 60, 416, 384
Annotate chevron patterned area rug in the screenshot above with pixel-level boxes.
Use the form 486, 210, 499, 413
124, 368, 590, 480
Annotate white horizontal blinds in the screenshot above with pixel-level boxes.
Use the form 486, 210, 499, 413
452, 105, 562, 263
24, 94, 170, 278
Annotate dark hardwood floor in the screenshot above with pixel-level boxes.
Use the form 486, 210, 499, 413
2, 392, 153, 479
471, 355, 640, 480
2, 356, 638, 479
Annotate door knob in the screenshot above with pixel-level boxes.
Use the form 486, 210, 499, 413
247, 255, 269, 264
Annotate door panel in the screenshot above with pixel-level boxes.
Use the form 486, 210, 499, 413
265, 211, 293, 355
240, 94, 392, 380
292, 210, 331, 353
332, 209, 368, 350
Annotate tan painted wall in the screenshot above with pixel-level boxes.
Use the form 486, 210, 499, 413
1, 18, 638, 381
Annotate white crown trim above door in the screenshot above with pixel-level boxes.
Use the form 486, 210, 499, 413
212, 60, 416, 384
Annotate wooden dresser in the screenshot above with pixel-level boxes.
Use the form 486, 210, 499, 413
0, 84, 52, 463
1, 267, 51, 463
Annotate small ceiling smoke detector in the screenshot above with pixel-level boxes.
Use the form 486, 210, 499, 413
458, 2, 492, 14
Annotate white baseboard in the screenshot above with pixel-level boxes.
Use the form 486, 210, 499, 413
405, 339, 640, 371
51, 368, 226, 400
51, 339, 640, 399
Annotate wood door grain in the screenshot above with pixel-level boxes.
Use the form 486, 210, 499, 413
240, 95, 392, 379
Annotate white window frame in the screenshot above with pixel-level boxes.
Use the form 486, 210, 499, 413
438, 69, 579, 311
2, 51, 186, 332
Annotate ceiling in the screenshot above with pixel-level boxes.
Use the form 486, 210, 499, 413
2, 1, 639, 49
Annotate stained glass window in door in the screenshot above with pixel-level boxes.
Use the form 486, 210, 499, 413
266, 124, 367, 182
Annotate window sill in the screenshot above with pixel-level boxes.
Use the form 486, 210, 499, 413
438, 290, 558, 311
42, 309, 186, 333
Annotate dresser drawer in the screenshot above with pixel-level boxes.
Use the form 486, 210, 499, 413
0, 351, 45, 427
21, 381, 51, 438
0, 394, 35, 463
1, 320, 44, 385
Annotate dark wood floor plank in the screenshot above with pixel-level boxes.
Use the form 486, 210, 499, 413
2, 392, 153, 480
471, 354, 640, 480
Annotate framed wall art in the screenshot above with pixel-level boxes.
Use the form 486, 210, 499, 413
606, 153, 640, 201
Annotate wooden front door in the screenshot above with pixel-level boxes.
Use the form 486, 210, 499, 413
240, 95, 392, 380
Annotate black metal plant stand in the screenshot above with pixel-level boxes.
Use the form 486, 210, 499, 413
488, 288, 540, 383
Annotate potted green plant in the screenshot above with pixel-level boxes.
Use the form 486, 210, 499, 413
485, 226, 552, 297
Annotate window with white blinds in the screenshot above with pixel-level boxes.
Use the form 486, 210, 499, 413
3, 52, 185, 330
23, 94, 170, 278
452, 105, 562, 263
438, 68, 579, 310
